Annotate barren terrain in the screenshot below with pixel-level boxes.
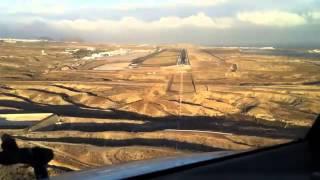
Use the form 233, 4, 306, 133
0, 41, 319, 178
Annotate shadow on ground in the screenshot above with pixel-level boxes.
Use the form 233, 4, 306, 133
0, 100, 309, 139
15, 136, 224, 152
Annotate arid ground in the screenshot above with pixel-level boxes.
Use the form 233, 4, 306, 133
0, 41, 319, 178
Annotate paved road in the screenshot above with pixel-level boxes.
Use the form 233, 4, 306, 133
167, 49, 196, 94
177, 49, 190, 65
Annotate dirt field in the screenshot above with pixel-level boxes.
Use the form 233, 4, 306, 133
0, 42, 319, 178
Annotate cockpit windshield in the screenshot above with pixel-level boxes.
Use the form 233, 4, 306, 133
0, 0, 319, 178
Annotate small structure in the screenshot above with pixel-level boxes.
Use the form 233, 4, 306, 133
102, 48, 129, 56
41, 50, 47, 56
230, 64, 238, 72
65, 48, 80, 53
82, 48, 130, 60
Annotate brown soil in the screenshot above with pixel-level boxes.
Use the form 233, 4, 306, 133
0, 42, 319, 178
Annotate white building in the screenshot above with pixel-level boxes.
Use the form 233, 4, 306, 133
41, 50, 47, 56
104, 48, 129, 56
0, 38, 48, 43
82, 48, 130, 60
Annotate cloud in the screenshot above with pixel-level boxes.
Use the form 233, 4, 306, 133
1, 1, 320, 46
176, 0, 228, 7
4, 0, 228, 15
308, 11, 320, 20
115, 0, 228, 10
154, 13, 233, 28
49, 13, 233, 32
237, 10, 307, 27
7, 0, 67, 15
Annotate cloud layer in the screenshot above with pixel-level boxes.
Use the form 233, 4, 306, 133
237, 11, 307, 27
50, 13, 233, 32
1, 0, 320, 46
115, 0, 228, 10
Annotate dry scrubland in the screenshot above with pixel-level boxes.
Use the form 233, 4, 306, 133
0, 41, 320, 178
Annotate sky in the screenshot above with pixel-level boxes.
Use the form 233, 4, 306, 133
0, 0, 320, 46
